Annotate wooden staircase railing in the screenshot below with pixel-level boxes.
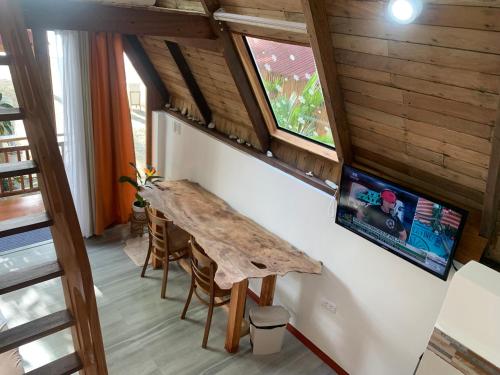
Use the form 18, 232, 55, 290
0, 0, 107, 373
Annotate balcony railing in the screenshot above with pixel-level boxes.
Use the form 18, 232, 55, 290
0, 135, 64, 197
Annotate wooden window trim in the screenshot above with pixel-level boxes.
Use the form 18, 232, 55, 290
273, 129, 338, 162
232, 33, 339, 163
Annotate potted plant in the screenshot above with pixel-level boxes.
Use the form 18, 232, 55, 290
119, 163, 162, 221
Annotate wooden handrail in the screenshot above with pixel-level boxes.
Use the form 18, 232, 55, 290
0, 133, 64, 145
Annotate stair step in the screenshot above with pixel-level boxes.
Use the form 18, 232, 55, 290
0, 107, 23, 121
0, 310, 74, 354
0, 212, 52, 238
0, 55, 10, 65
25, 352, 83, 375
0, 160, 38, 179
0, 261, 63, 295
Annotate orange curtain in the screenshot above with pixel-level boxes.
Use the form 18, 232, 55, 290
90, 33, 136, 235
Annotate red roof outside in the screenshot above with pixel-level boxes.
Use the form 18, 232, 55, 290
246, 37, 317, 81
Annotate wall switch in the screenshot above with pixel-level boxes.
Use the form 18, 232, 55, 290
321, 298, 337, 314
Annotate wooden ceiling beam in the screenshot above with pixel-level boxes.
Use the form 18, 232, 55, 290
165, 41, 212, 124
164, 36, 223, 52
122, 35, 170, 104
480, 98, 500, 238
301, 0, 352, 165
20, 0, 216, 39
200, 0, 220, 15
200, 0, 271, 152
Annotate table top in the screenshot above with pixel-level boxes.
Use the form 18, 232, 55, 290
141, 180, 322, 289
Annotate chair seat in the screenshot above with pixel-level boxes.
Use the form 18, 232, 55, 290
168, 226, 190, 250
152, 245, 188, 261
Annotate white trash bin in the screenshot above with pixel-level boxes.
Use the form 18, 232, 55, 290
249, 306, 290, 355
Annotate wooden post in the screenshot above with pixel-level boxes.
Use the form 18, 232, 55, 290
21, 0, 216, 39
199, 0, 218, 15
200, 0, 271, 152
301, 0, 352, 164
146, 87, 163, 167
225, 278, 248, 353
165, 41, 212, 125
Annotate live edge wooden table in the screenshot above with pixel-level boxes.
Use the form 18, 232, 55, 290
142, 180, 322, 353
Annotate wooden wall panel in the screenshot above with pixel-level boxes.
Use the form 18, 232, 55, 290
271, 139, 340, 182
180, 46, 256, 130
327, 2, 500, 209
327, 0, 500, 31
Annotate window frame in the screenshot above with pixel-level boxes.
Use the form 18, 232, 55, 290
233, 33, 338, 162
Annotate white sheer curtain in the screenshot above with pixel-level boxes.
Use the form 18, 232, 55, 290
51, 30, 95, 237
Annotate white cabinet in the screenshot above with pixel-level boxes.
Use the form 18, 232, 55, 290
416, 350, 462, 375
416, 262, 500, 374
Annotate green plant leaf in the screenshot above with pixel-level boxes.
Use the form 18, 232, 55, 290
118, 175, 139, 190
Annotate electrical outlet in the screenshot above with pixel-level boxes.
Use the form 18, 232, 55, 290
321, 298, 337, 314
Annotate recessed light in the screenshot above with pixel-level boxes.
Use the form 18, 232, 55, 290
388, 0, 422, 24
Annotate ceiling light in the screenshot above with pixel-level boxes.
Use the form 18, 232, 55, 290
388, 0, 422, 24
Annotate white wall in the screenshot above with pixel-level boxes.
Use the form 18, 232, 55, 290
153, 112, 454, 375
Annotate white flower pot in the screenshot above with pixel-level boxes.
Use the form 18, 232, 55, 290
132, 203, 147, 221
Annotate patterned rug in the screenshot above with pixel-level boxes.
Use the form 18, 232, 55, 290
123, 236, 150, 266
0, 227, 52, 253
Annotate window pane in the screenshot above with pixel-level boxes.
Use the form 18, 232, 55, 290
246, 36, 334, 148
124, 52, 147, 173
0, 65, 19, 109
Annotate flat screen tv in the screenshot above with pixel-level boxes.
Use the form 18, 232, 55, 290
335, 165, 467, 280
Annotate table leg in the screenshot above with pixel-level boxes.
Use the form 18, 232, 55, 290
225, 278, 249, 353
259, 275, 277, 306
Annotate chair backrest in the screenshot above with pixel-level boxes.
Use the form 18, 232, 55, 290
188, 236, 217, 293
146, 206, 169, 252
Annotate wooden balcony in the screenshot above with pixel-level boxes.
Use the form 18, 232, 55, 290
0, 135, 63, 198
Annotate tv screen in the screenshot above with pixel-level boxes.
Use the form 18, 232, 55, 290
335, 165, 467, 280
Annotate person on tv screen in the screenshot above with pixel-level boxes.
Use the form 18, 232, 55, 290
357, 189, 407, 241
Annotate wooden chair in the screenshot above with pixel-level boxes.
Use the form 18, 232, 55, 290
142, 206, 190, 299
181, 236, 232, 348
